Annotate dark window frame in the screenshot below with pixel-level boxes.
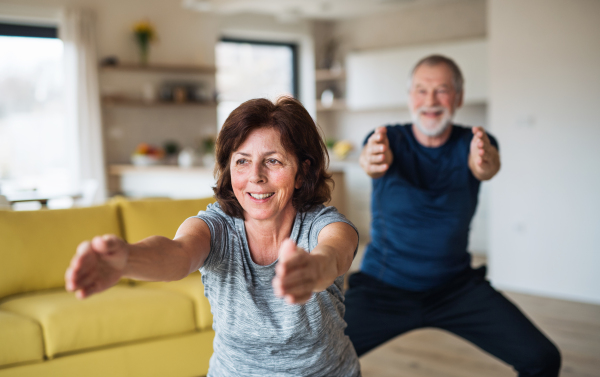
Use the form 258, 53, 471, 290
0, 22, 58, 39
220, 37, 299, 99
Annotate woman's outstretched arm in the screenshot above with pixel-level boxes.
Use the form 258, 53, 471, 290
65, 217, 210, 299
272, 222, 358, 304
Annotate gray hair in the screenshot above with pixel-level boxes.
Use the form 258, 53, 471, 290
407, 55, 464, 94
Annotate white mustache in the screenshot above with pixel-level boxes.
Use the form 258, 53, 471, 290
416, 106, 447, 115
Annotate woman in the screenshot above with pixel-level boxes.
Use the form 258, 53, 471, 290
65, 97, 361, 376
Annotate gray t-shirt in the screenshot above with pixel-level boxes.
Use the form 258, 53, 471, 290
196, 203, 361, 377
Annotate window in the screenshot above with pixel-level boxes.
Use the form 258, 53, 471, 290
0, 23, 69, 197
216, 38, 297, 128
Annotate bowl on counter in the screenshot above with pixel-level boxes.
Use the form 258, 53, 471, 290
131, 154, 163, 166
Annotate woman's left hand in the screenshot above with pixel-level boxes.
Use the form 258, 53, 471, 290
272, 239, 321, 304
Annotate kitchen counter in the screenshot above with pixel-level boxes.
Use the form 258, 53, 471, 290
109, 164, 216, 199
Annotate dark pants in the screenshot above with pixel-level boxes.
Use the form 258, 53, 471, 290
344, 267, 561, 377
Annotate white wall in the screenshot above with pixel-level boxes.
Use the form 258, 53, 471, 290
488, 0, 600, 304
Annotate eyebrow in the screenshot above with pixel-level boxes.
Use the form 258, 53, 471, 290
233, 151, 279, 157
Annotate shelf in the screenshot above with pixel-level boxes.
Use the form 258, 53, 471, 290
315, 69, 345, 82
316, 99, 346, 112
100, 63, 216, 74
102, 97, 218, 108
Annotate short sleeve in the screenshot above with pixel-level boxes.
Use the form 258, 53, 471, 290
304, 206, 359, 257
194, 203, 232, 272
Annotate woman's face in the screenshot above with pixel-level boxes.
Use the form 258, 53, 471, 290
230, 127, 301, 222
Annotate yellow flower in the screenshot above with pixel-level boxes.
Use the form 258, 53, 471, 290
132, 20, 157, 41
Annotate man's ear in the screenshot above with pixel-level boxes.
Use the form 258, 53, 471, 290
295, 159, 310, 189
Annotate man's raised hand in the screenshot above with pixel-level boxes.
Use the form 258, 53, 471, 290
65, 235, 129, 299
360, 127, 394, 179
469, 126, 500, 181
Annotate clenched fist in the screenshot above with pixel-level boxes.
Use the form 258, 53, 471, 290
65, 235, 129, 299
359, 127, 394, 179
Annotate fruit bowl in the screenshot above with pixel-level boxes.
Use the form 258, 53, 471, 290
131, 143, 164, 166
131, 154, 162, 166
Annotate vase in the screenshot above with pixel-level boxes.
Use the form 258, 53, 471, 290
136, 34, 150, 65
139, 43, 149, 65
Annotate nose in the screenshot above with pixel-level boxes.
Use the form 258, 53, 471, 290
249, 162, 266, 184
424, 89, 439, 107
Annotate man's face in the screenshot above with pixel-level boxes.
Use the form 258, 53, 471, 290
408, 63, 462, 137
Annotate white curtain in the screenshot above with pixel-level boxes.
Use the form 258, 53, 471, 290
61, 8, 107, 204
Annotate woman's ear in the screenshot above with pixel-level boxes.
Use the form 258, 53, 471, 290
295, 159, 310, 189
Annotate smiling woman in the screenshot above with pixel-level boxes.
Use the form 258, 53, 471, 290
65, 96, 361, 376
214, 96, 331, 219
230, 128, 301, 227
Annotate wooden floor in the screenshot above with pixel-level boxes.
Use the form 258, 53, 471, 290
355, 256, 600, 377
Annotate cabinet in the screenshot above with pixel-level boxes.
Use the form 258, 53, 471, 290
108, 164, 215, 199
346, 39, 487, 110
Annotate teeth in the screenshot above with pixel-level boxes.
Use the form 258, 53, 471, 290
250, 193, 274, 199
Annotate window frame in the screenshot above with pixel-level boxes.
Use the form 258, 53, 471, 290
0, 22, 57, 39
219, 37, 299, 99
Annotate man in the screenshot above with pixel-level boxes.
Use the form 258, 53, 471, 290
344, 55, 561, 376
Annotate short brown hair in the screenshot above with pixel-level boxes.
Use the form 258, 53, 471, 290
213, 96, 332, 219
409, 54, 464, 94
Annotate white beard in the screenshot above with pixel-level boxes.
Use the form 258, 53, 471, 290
411, 106, 453, 137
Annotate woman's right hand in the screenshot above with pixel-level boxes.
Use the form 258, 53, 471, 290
65, 234, 129, 299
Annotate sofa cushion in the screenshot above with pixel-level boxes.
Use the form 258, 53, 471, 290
137, 271, 213, 331
0, 204, 123, 300
0, 310, 44, 367
116, 197, 215, 243
0, 286, 196, 358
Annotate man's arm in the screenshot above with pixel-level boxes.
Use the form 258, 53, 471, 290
469, 126, 501, 181
65, 217, 211, 299
272, 222, 358, 304
359, 126, 394, 179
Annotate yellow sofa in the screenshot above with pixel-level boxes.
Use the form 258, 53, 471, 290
0, 197, 216, 377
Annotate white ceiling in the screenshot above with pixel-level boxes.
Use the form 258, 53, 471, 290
182, 0, 457, 21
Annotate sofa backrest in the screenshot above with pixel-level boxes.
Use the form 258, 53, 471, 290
116, 197, 216, 243
0, 204, 123, 300
0, 197, 216, 300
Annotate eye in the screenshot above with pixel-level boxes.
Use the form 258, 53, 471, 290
266, 158, 281, 165
236, 158, 248, 165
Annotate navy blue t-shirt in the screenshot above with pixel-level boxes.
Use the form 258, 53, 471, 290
360, 124, 499, 291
